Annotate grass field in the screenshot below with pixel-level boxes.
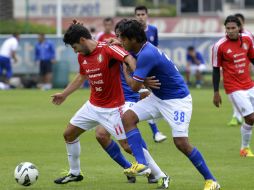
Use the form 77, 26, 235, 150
0, 88, 253, 190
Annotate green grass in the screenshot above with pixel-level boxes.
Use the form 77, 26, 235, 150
0, 89, 253, 190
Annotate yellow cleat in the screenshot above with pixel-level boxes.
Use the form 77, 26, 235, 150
204, 180, 221, 190
124, 162, 151, 177
240, 147, 254, 157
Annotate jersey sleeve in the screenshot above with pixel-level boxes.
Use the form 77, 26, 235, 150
133, 53, 156, 82
107, 45, 129, 62
212, 43, 222, 67
154, 27, 159, 47
11, 40, 18, 51
197, 52, 205, 64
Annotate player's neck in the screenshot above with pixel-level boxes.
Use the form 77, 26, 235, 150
87, 40, 98, 54
133, 42, 146, 54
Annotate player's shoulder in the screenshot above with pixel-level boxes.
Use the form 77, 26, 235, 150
148, 24, 158, 31
213, 36, 227, 49
95, 32, 104, 41
242, 33, 253, 42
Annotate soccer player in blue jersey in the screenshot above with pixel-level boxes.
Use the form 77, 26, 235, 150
116, 19, 220, 190
135, 5, 167, 143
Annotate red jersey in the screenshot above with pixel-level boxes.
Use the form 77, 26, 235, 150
78, 42, 128, 108
212, 34, 254, 94
96, 32, 116, 42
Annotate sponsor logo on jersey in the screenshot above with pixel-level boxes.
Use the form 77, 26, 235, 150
82, 60, 88, 64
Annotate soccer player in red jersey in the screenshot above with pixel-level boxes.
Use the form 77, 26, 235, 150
227, 13, 254, 126
96, 17, 116, 42
51, 23, 136, 184
212, 15, 254, 157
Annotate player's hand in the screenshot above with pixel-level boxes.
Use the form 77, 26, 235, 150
144, 76, 161, 89
139, 91, 150, 99
213, 92, 222, 107
51, 93, 67, 105
106, 38, 121, 46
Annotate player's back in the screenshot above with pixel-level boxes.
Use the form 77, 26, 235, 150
133, 43, 189, 100
78, 42, 125, 108
0, 37, 18, 58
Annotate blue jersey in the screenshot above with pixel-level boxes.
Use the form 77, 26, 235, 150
35, 40, 55, 61
186, 51, 205, 65
120, 65, 140, 103
145, 25, 158, 47
133, 42, 189, 100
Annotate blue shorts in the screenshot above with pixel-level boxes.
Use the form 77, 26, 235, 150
0, 55, 12, 79
40, 60, 52, 76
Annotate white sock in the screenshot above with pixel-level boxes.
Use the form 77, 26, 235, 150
143, 148, 166, 179
147, 119, 155, 124
240, 123, 253, 149
233, 106, 242, 122
66, 139, 81, 176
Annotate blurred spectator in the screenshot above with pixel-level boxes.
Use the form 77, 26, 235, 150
95, 17, 115, 42
90, 27, 97, 40
135, 5, 158, 47
186, 46, 206, 88
235, 13, 254, 40
35, 33, 56, 90
0, 33, 19, 88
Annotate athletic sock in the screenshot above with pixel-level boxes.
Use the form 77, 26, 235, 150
66, 139, 81, 176
126, 128, 147, 165
241, 123, 253, 149
143, 148, 166, 179
105, 140, 131, 169
147, 119, 159, 137
188, 147, 216, 181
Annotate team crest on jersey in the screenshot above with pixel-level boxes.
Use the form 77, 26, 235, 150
150, 36, 154, 42
97, 54, 103, 63
242, 43, 248, 50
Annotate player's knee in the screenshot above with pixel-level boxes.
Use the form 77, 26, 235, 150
244, 114, 254, 125
122, 110, 138, 127
63, 130, 75, 142
173, 137, 192, 155
95, 128, 111, 146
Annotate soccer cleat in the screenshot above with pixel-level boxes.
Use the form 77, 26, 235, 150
204, 180, 221, 190
54, 173, 83, 184
147, 173, 158, 183
240, 147, 254, 157
227, 117, 242, 126
154, 132, 167, 143
126, 175, 136, 183
124, 162, 151, 177
157, 175, 170, 189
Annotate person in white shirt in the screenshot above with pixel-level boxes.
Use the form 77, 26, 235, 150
0, 33, 19, 85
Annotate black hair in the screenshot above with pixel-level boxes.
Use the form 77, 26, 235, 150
224, 15, 241, 27
117, 19, 147, 43
234, 13, 245, 23
103, 17, 114, 23
115, 18, 129, 33
63, 24, 92, 45
187, 46, 195, 51
135, 5, 148, 14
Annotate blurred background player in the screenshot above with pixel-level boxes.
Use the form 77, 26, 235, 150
0, 33, 19, 88
134, 5, 167, 142
212, 15, 254, 157
95, 17, 116, 42
185, 46, 206, 88
227, 13, 253, 126
35, 33, 56, 90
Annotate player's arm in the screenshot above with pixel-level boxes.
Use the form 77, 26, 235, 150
212, 44, 222, 108
51, 74, 87, 105
122, 63, 143, 92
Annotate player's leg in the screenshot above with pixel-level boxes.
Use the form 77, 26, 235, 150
54, 123, 85, 184
230, 89, 254, 157
139, 91, 167, 142
161, 95, 220, 190
54, 101, 99, 184
3, 58, 12, 84
43, 61, 53, 90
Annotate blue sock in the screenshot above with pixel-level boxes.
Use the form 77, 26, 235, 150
126, 128, 147, 165
105, 140, 131, 169
188, 147, 216, 181
148, 121, 159, 136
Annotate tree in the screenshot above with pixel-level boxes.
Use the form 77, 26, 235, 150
0, 0, 13, 20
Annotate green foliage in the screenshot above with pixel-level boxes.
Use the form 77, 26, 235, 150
0, 20, 56, 34
0, 89, 253, 190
